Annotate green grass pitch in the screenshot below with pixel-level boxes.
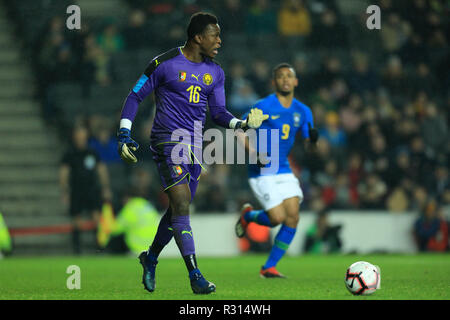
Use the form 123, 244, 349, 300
1, 254, 449, 300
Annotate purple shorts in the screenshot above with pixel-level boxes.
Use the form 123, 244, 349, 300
150, 142, 203, 202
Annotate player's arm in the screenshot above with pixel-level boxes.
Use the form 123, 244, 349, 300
235, 109, 268, 167
208, 68, 268, 129
117, 58, 162, 164
301, 109, 318, 152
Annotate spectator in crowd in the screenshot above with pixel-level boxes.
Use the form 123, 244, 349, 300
230, 79, 260, 116
386, 186, 409, 212
316, 159, 339, 207
107, 191, 160, 255
218, 0, 246, 34
347, 152, 364, 193
366, 134, 390, 183
292, 53, 315, 97
357, 173, 387, 210
421, 103, 448, 158
318, 112, 347, 155
88, 117, 122, 165
413, 199, 448, 252
333, 173, 358, 209
123, 9, 149, 49
380, 13, 411, 54
310, 87, 335, 112
97, 20, 124, 55
38, 21, 77, 85
247, 57, 272, 97
309, 8, 348, 48
302, 138, 330, 185
81, 33, 113, 87
381, 55, 409, 102
304, 209, 342, 254
409, 63, 437, 97
339, 97, 363, 150
347, 52, 379, 95
228, 60, 259, 115
410, 186, 429, 212
314, 55, 344, 90
245, 0, 277, 37
386, 148, 414, 189
225, 60, 246, 99
277, 0, 311, 48
429, 165, 449, 200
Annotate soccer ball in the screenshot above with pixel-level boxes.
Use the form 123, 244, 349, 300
345, 261, 381, 296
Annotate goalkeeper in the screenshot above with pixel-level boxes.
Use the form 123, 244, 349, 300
117, 12, 268, 294
235, 63, 318, 278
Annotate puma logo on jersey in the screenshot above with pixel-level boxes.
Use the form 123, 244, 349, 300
191, 74, 200, 81
271, 115, 280, 120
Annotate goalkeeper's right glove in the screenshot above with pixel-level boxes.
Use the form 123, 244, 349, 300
243, 108, 269, 129
117, 128, 139, 164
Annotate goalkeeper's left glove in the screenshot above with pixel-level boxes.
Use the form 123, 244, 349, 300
243, 108, 269, 129
308, 123, 319, 145
117, 128, 139, 164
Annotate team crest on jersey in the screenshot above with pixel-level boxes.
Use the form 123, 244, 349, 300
178, 71, 187, 82
293, 112, 301, 127
202, 73, 213, 85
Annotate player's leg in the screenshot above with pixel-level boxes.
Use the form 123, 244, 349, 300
147, 206, 173, 259
87, 190, 102, 250
167, 180, 215, 294
71, 214, 83, 255
69, 192, 83, 255
283, 196, 300, 229
139, 186, 188, 293
146, 154, 201, 261
260, 196, 300, 278
167, 183, 195, 270
139, 143, 185, 292
235, 176, 279, 237
252, 174, 303, 277
143, 143, 186, 259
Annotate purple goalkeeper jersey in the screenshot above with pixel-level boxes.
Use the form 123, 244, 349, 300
120, 47, 234, 147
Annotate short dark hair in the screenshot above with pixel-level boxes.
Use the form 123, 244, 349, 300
187, 12, 218, 40
272, 62, 295, 78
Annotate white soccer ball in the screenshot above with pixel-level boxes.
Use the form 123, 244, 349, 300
344, 261, 381, 296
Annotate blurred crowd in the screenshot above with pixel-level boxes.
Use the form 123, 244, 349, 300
7, 0, 449, 222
